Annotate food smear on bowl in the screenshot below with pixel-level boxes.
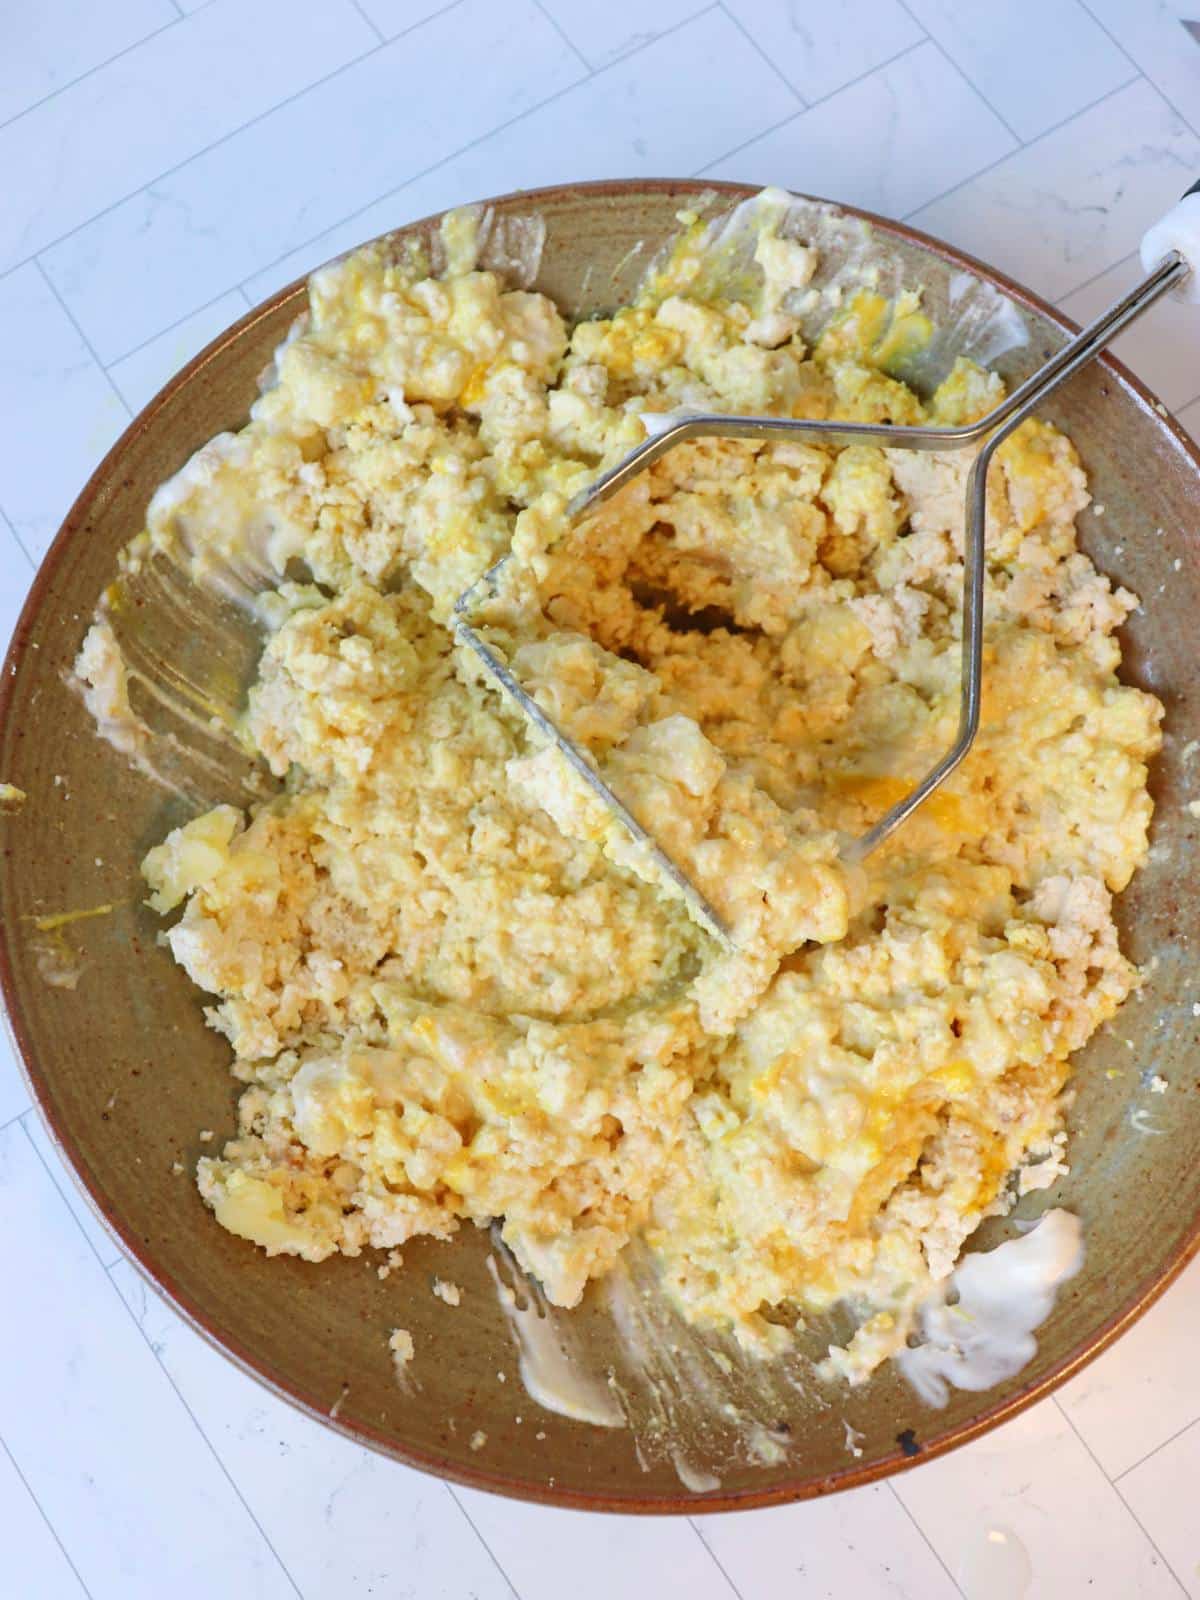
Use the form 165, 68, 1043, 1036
74, 191, 1163, 1398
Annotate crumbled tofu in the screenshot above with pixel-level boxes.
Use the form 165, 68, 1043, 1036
389, 1328, 414, 1369
469, 1429, 487, 1451
377, 1248, 404, 1281
107, 193, 1163, 1385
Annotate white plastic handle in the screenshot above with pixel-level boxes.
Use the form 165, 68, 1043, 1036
1140, 183, 1200, 304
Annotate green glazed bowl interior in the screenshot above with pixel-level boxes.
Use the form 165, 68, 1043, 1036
1, 180, 1198, 1512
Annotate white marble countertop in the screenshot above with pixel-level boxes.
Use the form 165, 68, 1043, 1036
2, 2, 1200, 1596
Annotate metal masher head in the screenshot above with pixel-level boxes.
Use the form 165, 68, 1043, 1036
454, 232, 1193, 944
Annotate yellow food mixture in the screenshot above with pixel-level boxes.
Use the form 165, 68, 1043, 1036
93, 201, 1161, 1379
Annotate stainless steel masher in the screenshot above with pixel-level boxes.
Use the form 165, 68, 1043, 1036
455, 187, 1200, 942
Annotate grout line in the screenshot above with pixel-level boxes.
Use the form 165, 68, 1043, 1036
236, 2, 714, 303
1113, 1413, 1200, 1486
717, 2, 807, 108
103, 283, 259, 373
0, 1432, 97, 1600
110, 1269, 306, 1600
33, 260, 132, 422
168, 0, 185, 14
1077, 1, 1200, 142
0, 14, 183, 137
442, 1484, 521, 1600
89, 0, 603, 360
531, 0, 594, 74
346, 0, 387, 45
18, 1105, 304, 1599
0, 1106, 31, 1137
20, 1115, 124, 1272
689, 1518, 749, 1598
900, 72, 1142, 224
0, 504, 36, 570
801, 34, 925, 110
1054, 247, 1137, 308
693, 34, 931, 178
691, 106, 802, 178
910, 26, 1023, 146
1129, 71, 1200, 166
1055, 1398, 1190, 1597
889, 1480, 969, 1599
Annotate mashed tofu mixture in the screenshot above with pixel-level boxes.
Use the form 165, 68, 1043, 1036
92, 200, 1162, 1378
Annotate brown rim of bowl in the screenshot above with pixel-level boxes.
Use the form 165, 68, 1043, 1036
2, 177, 1199, 1514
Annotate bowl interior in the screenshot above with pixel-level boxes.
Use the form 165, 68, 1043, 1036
2, 180, 1198, 1511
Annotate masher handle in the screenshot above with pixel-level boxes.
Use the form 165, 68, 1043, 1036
1141, 181, 1200, 303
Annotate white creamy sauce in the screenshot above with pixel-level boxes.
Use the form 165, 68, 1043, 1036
946, 269, 1031, 363
670, 1452, 721, 1494
485, 1256, 624, 1429
639, 406, 711, 440
897, 1210, 1083, 1407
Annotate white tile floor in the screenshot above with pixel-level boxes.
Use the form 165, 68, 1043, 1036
2, 3, 1200, 1596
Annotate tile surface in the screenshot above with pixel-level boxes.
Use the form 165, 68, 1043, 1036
705, 41, 1016, 219
0, 265, 130, 559
905, 0, 1130, 140
3, 4, 1200, 1596
894, 1400, 1183, 1597
0, 1123, 296, 1599
0, 0, 379, 273
1085, 0, 1200, 136
537, 0, 702, 69
1057, 1252, 1200, 1479
697, 1481, 962, 1599
722, 0, 925, 104
0, 0, 176, 127
912, 77, 1199, 301
111, 1263, 515, 1598
1120, 1418, 1200, 1599
456, 1490, 735, 1600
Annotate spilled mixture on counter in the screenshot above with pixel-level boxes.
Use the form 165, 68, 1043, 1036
77, 195, 1162, 1382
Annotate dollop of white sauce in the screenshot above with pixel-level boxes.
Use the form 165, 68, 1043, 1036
897, 1210, 1083, 1407
638, 405, 715, 442
486, 1257, 624, 1429
671, 1452, 721, 1494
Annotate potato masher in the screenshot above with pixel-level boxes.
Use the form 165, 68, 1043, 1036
455, 186, 1200, 942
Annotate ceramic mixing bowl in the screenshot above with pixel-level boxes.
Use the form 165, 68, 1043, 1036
2, 180, 1197, 1511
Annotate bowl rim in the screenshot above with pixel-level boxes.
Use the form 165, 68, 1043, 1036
3, 175, 1199, 1514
